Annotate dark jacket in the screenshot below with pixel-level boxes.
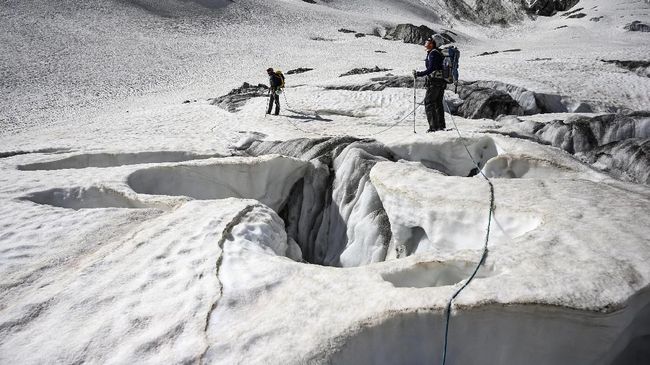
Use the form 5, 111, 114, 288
269, 73, 282, 91
416, 49, 444, 78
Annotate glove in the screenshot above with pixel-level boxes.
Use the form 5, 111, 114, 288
412, 70, 417, 78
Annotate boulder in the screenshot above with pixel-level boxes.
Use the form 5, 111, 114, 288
457, 82, 522, 119
469, 80, 540, 115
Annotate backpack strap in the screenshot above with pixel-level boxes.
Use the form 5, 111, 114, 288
427, 49, 445, 80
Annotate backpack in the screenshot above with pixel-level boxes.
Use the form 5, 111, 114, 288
441, 46, 460, 84
275, 70, 285, 88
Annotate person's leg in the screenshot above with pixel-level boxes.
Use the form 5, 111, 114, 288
267, 94, 274, 114
274, 94, 280, 115
424, 87, 436, 131
429, 86, 443, 131
434, 85, 446, 130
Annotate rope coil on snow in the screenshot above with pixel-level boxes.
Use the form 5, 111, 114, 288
440, 100, 495, 365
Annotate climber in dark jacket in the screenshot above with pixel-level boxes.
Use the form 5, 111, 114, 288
267, 68, 282, 115
413, 35, 446, 132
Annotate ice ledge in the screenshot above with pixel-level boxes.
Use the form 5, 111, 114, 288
370, 161, 650, 310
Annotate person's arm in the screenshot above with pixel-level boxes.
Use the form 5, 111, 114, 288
416, 52, 434, 77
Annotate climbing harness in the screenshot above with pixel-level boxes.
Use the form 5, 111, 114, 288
440, 100, 495, 365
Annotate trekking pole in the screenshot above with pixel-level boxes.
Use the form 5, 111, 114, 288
413, 73, 417, 133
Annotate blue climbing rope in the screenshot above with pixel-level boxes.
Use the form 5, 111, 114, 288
440, 100, 495, 365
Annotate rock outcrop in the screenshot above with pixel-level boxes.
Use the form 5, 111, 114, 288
601, 60, 650, 78
473, 0, 524, 24
624, 20, 650, 32
383, 24, 454, 45
525, 0, 580, 16
210, 82, 269, 112
325, 75, 418, 91
287, 67, 314, 75
443, 0, 524, 24
339, 66, 392, 77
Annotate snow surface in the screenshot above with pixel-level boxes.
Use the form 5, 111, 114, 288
1, 0, 650, 364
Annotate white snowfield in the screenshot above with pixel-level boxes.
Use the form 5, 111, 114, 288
1, 0, 649, 364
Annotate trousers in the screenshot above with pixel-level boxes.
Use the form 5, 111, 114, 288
424, 82, 446, 131
267, 92, 280, 115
